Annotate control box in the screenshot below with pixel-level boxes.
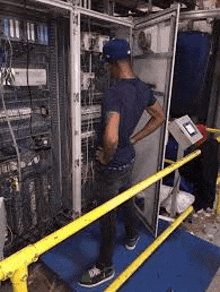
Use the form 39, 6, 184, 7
81, 32, 109, 52
168, 115, 203, 149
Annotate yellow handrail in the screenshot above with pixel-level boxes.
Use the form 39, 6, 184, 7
0, 149, 201, 291
216, 136, 220, 143
164, 158, 175, 164
206, 127, 220, 134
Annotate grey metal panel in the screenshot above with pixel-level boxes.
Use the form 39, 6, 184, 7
133, 58, 169, 93
132, 5, 180, 237
132, 94, 165, 235
132, 96, 165, 186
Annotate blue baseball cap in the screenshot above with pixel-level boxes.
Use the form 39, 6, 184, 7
102, 38, 131, 62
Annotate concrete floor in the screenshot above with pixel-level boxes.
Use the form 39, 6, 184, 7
207, 269, 220, 292
181, 210, 220, 292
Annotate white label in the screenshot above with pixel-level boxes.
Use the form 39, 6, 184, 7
31, 23, 35, 41
12, 68, 47, 86
9, 19, 14, 38
27, 22, 31, 40
0, 107, 32, 122
15, 20, 20, 39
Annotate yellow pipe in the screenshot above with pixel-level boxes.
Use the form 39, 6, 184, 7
165, 158, 175, 164
10, 264, 28, 292
206, 127, 220, 134
0, 149, 201, 285
105, 205, 194, 292
216, 136, 220, 143
0, 245, 37, 282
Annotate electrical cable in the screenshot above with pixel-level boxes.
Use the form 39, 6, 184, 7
0, 92, 22, 182
1, 90, 24, 236
0, 37, 24, 240
4, 224, 14, 248
1, 37, 14, 85
0, 39, 22, 184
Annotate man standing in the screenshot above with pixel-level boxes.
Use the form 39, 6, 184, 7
79, 38, 164, 288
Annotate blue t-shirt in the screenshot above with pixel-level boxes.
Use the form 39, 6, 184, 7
96, 77, 156, 167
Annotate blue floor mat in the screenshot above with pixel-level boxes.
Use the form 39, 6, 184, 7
42, 218, 220, 292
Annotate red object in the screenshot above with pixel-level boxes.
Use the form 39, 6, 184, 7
195, 124, 209, 147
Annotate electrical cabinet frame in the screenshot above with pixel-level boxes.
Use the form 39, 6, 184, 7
0, 0, 182, 252
70, 6, 133, 216
0, 0, 73, 255
71, 4, 180, 237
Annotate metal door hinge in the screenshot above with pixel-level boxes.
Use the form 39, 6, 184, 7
74, 159, 80, 168
73, 93, 79, 102
72, 14, 79, 26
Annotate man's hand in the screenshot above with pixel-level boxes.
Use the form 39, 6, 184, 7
130, 101, 164, 145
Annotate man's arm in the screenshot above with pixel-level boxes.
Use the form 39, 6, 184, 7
96, 112, 120, 164
130, 101, 165, 145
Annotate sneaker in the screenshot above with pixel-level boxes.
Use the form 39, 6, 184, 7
125, 235, 140, 250
205, 207, 213, 214
197, 208, 205, 214
78, 265, 115, 288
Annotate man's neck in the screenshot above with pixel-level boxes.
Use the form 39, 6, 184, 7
117, 60, 135, 79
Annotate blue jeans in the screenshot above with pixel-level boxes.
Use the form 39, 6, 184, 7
95, 163, 138, 267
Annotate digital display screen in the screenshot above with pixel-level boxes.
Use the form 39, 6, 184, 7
183, 122, 197, 137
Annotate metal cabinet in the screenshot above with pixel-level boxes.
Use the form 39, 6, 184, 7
71, 5, 180, 237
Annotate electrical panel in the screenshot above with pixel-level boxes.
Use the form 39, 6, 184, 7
78, 15, 132, 211
0, 1, 180, 254
0, 5, 71, 256
80, 30, 107, 209
81, 32, 109, 52
0, 0, 133, 255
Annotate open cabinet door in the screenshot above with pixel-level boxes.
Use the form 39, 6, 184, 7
132, 5, 180, 237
